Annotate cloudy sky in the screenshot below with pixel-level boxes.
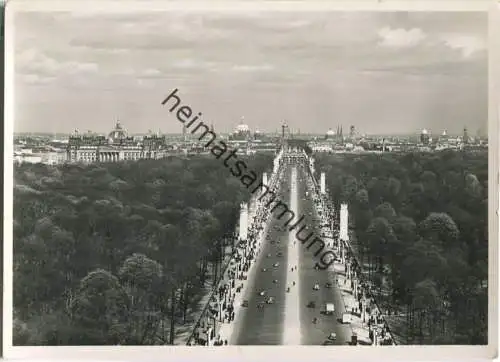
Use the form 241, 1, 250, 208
14, 10, 487, 135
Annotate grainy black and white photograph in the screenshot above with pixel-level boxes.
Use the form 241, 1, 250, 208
7, 1, 492, 353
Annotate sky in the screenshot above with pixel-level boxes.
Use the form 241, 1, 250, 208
13, 10, 487, 135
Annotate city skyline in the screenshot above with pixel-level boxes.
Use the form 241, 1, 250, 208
12, 125, 481, 139
14, 11, 487, 135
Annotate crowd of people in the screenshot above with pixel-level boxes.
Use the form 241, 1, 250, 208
188, 173, 279, 346
190, 149, 396, 346
309, 158, 394, 346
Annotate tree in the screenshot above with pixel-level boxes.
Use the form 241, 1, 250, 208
373, 202, 396, 222
71, 269, 128, 344
412, 279, 441, 343
341, 175, 359, 203
118, 254, 164, 344
365, 217, 396, 279
354, 189, 369, 206
419, 213, 460, 248
314, 150, 488, 345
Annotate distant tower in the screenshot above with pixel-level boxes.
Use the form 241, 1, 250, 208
463, 126, 469, 144
281, 121, 289, 141
210, 123, 215, 133
350, 125, 355, 140
420, 129, 430, 145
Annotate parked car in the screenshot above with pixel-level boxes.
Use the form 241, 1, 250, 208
307, 301, 316, 308
241, 300, 249, 307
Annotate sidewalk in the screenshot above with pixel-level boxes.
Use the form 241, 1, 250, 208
309, 173, 394, 346
206, 206, 274, 345
177, 249, 233, 345
332, 262, 371, 345
216, 213, 270, 344
209, 174, 283, 345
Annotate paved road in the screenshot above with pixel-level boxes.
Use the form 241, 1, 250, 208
231, 169, 291, 345
231, 162, 351, 345
295, 164, 351, 345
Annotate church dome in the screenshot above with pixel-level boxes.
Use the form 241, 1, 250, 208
326, 128, 336, 136
236, 124, 250, 133
234, 117, 250, 133
421, 128, 429, 135
108, 120, 128, 143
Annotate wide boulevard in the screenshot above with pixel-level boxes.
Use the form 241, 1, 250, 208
230, 160, 351, 345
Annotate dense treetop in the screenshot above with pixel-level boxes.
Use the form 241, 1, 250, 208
13, 154, 273, 345
316, 150, 488, 344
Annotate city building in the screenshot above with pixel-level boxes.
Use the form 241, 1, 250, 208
463, 126, 470, 144
229, 118, 252, 141
420, 129, 430, 145
66, 120, 171, 163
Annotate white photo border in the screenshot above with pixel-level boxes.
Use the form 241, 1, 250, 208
3, 0, 498, 360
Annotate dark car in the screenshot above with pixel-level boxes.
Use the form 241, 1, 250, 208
307, 301, 316, 308
241, 300, 249, 307
325, 282, 332, 288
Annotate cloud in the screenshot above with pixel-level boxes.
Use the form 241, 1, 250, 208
17, 73, 56, 85
140, 68, 162, 78
231, 64, 274, 72
441, 34, 486, 58
170, 59, 217, 71
16, 48, 99, 77
378, 27, 426, 48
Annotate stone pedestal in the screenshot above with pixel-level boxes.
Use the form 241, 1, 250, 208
340, 203, 349, 242
239, 203, 248, 241
309, 157, 315, 175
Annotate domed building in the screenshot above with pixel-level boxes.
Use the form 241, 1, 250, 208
107, 120, 132, 144
325, 125, 343, 143
420, 128, 430, 145
326, 128, 336, 139
438, 129, 449, 142
230, 117, 252, 141
67, 120, 169, 163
